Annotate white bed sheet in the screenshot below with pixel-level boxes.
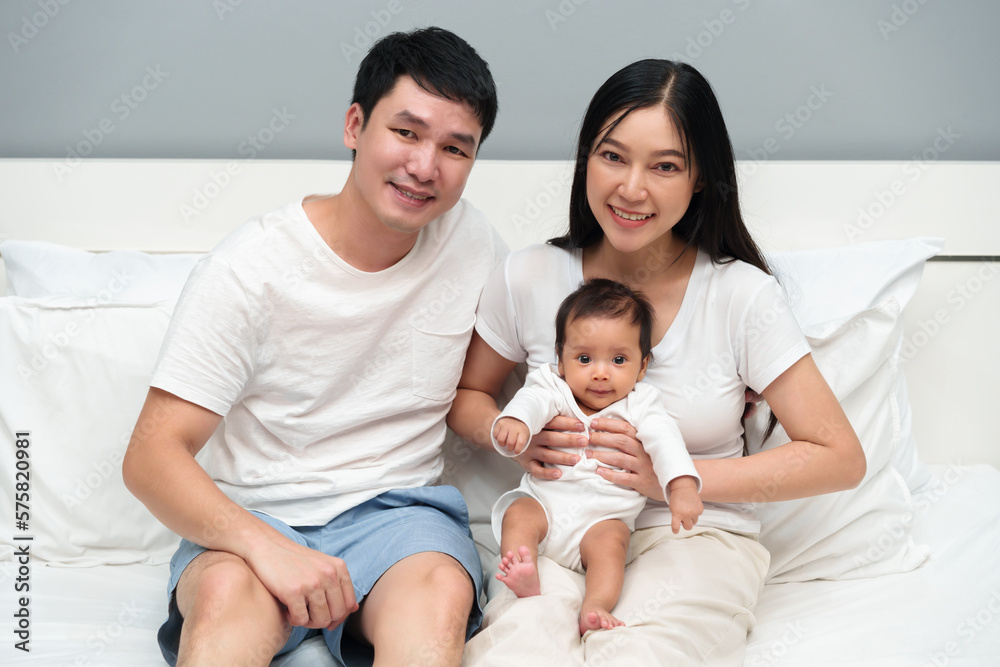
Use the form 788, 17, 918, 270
4, 464, 997, 666
1, 559, 168, 665
745, 464, 1000, 667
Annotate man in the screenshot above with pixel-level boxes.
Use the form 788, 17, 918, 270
123, 27, 504, 666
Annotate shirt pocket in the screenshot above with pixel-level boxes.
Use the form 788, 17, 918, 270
411, 318, 476, 402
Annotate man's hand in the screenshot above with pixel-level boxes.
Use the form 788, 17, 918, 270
666, 476, 703, 534
247, 537, 359, 631
493, 417, 531, 456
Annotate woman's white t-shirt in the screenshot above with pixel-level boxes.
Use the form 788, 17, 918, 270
475, 243, 810, 535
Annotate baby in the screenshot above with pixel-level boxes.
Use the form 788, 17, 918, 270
490, 278, 702, 635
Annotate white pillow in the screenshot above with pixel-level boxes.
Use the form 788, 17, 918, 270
1, 240, 202, 301
767, 237, 943, 493
746, 299, 930, 582
0, 297, 180, 565
767, 237, 943, 325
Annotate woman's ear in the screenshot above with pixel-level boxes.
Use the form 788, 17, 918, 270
691, 163, 706, 193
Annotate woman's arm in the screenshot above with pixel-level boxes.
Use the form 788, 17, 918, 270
447, 332, 586, 479
696, 353, 866, 503
591, 354, 866, 503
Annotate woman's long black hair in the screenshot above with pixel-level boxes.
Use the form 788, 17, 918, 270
550, 59, 769, 274
550, 58, 780, 445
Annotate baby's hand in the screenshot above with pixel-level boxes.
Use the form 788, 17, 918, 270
493, 417, 530, 455
667, 476, 703, 534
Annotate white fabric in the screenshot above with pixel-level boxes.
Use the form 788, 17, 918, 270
766, 237, 942, 327
474, 243, 810, 536
744, 464, 1000, 667
0, 561, 171, 665
465, 526, 771, 667
0, 297, 180, 565
766, 236, 944, 493
10, 465, 1000, 666
745, 298, 930, 583
151, 198, 506, 527
489, 363, 699, 571
0, 239, 201, 301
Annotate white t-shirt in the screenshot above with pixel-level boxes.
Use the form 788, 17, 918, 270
151, 198, 507, 526
475, 243, 810, 535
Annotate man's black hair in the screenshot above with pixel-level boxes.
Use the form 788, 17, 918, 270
352, 27, 498, 151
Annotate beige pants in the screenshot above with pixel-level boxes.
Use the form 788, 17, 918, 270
463, 525, 770, 667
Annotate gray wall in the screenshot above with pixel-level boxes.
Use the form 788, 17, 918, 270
2, 0, 997, 162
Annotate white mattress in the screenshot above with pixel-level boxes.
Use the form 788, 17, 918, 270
4, 464, 998, 666
1, 559, 169, 665
745, 464, 1000, 667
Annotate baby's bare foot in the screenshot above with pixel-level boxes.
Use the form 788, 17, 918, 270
496, 545, 540, 598
579, 603, 625, 635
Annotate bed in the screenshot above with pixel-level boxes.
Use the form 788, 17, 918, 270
1, 158, 998, 666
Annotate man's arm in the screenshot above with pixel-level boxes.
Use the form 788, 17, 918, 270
122, 387, 357, 629
447, 333, 518, 451
448, 333, 586, 478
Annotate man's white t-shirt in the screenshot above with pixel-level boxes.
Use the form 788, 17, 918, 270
151, 198, 507, 527
475, 243, 810, 535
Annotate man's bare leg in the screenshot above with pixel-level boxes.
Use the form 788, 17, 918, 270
578, 519, 630, 635
175, 550, 291, 667
496, 497, 548, 597
352, 551, 475, 667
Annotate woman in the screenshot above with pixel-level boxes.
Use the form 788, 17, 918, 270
448, 59, 865, 666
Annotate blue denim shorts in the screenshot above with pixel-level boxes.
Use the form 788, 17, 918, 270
157, 485, 484, 666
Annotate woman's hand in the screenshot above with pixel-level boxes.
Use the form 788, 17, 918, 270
518, 415, 587, 480
585, 417, 666, 502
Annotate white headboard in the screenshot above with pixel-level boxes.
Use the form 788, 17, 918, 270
2, 159, 999, 255
1, 158, 997, 468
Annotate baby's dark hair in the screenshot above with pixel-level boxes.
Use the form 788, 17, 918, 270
555, 278, 654, 362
